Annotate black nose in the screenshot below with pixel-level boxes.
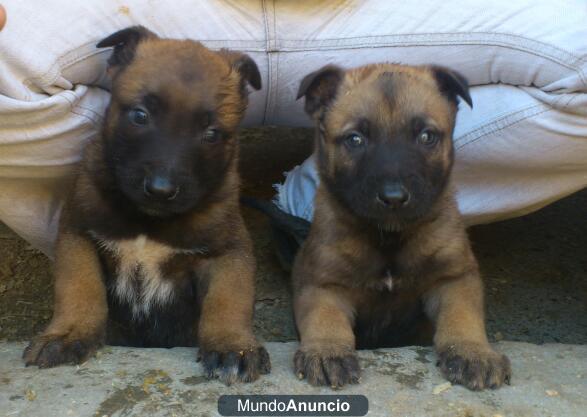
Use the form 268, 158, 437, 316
377, 183, 410, 208
144, 175, 178, 200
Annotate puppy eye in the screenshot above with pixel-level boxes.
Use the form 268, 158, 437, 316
345, 133, 366, 149
417, 129, 439, 147
202, 128, 221, 143
129, 108, 149, 126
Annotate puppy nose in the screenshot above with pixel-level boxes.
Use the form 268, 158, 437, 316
144, 175, 178, 200
377, 183, 410, 208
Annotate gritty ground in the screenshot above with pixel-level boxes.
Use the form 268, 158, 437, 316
0, 127, 586, 346
2, 341, 587, 417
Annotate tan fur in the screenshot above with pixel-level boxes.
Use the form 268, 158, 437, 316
22, 231, 107, 367
197, 234, 257, 352
293, 64, 510, 390
24, 29, 269, 384
90, 232, 205, 318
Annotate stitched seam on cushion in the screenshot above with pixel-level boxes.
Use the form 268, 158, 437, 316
563, 94, 580, 109
23, 30, 587, 93
73, 105, 104, 123
278, 31, 586, 61
70, 107, 102, 129
0, 94, 100, 146
277, 39, 580, 66
276, 32, 587, 87
273, 1, 277, 51
456, 89, 571, 147
23, 41, 266, 90
276, 41, 587, 88
269, 54, 280, 126
58, 41, 104, 68
59, 91, 102, 128
454, 103, 545, 146
456, 107, 552, 150
23, 41, 101, 88
261, 0, 279, 125
61, 90, 104, 123
261, 0, 271, 124
267, 1, 280, 125
59, 90, 74, 108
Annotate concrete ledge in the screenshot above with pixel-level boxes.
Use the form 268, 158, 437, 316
1, 342, 586, 416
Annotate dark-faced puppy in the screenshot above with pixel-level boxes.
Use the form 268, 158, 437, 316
23, 26, 270, 385
293, 63, 511, 390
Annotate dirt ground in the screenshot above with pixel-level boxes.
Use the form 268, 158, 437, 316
0, 127, 585, 345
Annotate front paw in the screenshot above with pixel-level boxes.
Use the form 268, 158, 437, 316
294, 346, 360, 389
437, 342, 511, 390
23, 331, 103, 368
198, 346, 271, 385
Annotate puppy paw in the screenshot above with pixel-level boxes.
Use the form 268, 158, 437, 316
437, 342, 511, 390
198, 346, 271, 385
23, 332, 103, 368
294, 347, 361, 389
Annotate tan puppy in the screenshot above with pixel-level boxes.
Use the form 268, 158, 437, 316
293, 63, 511, 390
23, 26, 270, 385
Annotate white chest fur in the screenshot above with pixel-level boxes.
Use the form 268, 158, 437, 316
90, 232, 202, 318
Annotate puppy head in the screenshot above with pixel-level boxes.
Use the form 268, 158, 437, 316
96, 26, 261, 217
297, 63, 472, 229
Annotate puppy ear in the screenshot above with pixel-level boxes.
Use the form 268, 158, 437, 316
297, 65, 344, 118
431, 66, 473, 108
220, 50, 262, 91
97, 26, 157, 75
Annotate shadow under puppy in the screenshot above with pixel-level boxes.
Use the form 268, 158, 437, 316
23, 26, 270, 385
292, 63, 511, 390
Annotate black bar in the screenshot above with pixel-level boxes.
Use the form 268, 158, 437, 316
218, 395, 369, 416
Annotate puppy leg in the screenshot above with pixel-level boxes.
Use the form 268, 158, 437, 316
425, 273, 511, 390
294, 286, 360, 389
197, 249, 270, 385
23, 232, 107, 367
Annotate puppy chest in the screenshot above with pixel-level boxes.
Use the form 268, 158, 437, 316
92, 233, 197, 318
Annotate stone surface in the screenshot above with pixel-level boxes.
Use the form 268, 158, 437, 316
1, 341, 586, 417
